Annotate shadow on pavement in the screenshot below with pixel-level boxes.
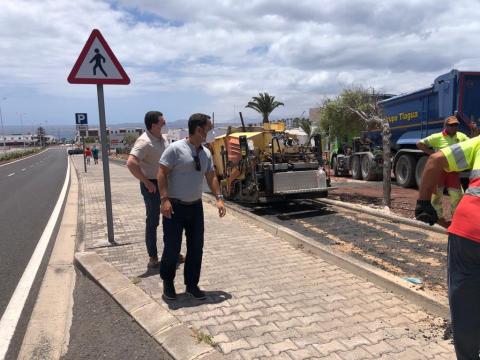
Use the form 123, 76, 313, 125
165, 290, 232, 310
248, 201, 337, 220
138, 268, 158, 279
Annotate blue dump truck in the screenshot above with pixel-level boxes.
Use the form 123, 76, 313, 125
331, 69, 480, 187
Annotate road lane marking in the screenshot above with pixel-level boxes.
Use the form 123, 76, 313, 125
21, 168, 26, 171
0, 158, 70, 358
8, 173, 14, 177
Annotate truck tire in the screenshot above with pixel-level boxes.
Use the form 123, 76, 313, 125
351, 156, 362, 180
332, 156, 339, 176
415, 156, 428, 188
361, 154, 377, 181
395, 154, 417, 188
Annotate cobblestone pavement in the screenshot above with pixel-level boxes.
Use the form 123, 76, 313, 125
235, 200, 449, 301
72, 156, 455, 359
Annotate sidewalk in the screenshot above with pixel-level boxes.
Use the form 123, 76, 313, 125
72, 156, 455, 359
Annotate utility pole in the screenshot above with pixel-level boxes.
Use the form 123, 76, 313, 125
0, 98, 6, 150
18, 113, 25, 150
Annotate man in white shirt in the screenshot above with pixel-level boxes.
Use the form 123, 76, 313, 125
127, 111, 184, 269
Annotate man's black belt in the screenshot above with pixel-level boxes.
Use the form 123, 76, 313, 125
169, 198, 202, 205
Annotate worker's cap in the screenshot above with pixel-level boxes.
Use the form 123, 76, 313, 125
444, 116, 460, 126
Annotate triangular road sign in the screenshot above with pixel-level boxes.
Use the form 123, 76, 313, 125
68, 29, 130, 85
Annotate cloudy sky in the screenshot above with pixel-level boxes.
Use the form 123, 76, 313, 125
1, 0, 480, 130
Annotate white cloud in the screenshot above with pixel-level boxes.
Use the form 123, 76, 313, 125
1, 0, 480, 125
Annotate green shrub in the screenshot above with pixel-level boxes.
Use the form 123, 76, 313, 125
0, 148, 40, 162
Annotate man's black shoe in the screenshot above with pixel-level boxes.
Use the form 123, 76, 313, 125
186, 286, 206, 300
163, 281, 177, 300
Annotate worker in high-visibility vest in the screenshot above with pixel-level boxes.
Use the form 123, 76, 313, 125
416, 135, 480, 359
417, 116, 469, 222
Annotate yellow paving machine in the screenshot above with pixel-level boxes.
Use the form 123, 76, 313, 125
208, 122, 331, 203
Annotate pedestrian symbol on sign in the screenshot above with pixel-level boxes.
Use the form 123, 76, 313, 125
67, 29, 130, 85
90, 48, 107, 77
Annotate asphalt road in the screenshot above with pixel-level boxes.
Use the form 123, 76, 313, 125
0, 148, 68, 358
62, 270, 173, 360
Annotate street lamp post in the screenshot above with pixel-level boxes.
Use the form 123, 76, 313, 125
0, 98, 6, 150
18, 112, 27, 150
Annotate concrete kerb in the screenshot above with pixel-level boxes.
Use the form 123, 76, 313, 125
316, 197, 447, 235
202, 193, 450, 320
71, 163, 222, 360
74, 252, 218, 360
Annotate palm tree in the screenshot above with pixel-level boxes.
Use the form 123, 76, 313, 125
245, 92, 284, 123
299, 118, 313, 145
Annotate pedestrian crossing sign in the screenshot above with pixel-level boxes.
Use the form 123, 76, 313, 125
68, 29, 130, 85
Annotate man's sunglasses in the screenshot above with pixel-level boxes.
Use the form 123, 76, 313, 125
193, 155, 201, 171
447, 124, 458, 127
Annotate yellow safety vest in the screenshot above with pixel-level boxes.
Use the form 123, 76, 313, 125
441, 136, 480, 242
420, 131, 469, 151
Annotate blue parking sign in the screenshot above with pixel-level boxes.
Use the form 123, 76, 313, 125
75, 113, 88, 124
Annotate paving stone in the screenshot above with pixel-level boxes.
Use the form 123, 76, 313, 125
338, 346, 375, 360
339, 334, 371, 350
313, 339, 347, 356
218, 339, 251, 354
266, 339, 297, 355
237, 345, 272, 359
362, 341, 396, 357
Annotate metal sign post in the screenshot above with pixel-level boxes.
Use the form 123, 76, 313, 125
97, 84, 115, 243
68, 29, 130, 245
82, 135, 87, 173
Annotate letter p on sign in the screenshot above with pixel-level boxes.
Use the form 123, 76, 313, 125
75, 113, 88, 125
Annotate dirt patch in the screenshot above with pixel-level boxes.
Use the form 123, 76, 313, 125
329, 176, 452, 220
110, 154, 129, 161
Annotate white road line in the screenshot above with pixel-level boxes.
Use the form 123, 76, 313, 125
7, 173, 14, 177
0, 159, 70, 359
21, 168, 26, 171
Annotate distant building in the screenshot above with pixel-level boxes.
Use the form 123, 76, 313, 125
0, 133, 58, 146
309, 108, 321, 123
75, 127, 144, 143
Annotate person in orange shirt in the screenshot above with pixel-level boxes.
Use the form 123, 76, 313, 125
84, 147, 92, 165
416, 134, 480, 359
417, 116, 469, 224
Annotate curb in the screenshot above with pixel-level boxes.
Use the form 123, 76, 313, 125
74, 252, 223, 360
316, 197, 447, 235
203, 194, 450, 320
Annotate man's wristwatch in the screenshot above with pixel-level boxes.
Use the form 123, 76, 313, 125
215, 194, 224, 201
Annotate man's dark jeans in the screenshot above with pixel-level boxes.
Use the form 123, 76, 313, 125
160, 201, 204, 286
448, 233, 480, 359
140, 180, 160, 258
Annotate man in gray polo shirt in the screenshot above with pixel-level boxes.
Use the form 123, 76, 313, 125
157, 113, 226, 300
127, 111, 183, 269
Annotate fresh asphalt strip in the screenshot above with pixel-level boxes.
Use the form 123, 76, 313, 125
0, 159, 70, 359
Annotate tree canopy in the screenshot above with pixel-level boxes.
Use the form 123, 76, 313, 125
245, 92, 284, 123
318, 87, 383, 143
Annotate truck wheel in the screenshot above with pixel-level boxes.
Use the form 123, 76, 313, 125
351, 156, 362, 180
332, 157, 340, 176
361, 154, 377, 181
415, 156, 428, 188
395, 154, 417, 188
